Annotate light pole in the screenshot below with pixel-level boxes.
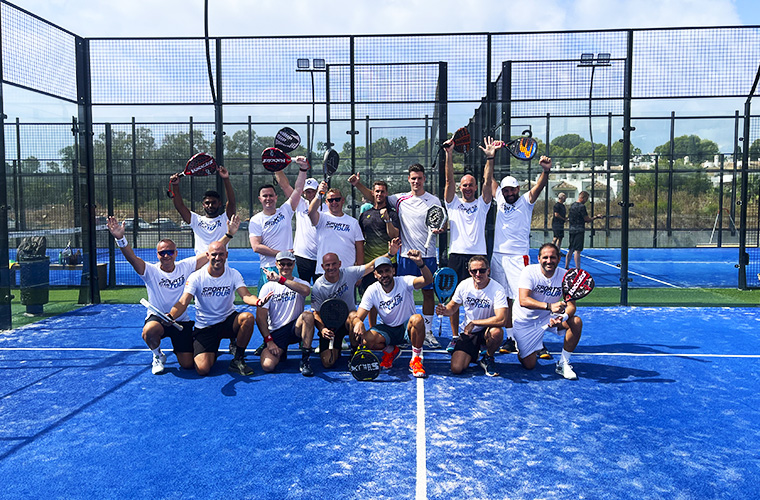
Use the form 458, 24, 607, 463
296, 58, 326, 167
578, 53, 611, 172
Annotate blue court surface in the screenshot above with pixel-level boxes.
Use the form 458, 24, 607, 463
0, 304, 759, 499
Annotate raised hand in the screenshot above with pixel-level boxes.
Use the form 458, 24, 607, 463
106, 216, 125, 239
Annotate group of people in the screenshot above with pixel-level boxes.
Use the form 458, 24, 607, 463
110, 135, 592, 381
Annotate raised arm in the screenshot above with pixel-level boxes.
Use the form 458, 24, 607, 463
307, 181, 328, 226
362, 237, 401, 276
107, 216, 146, 275
443, 140, 456, 203
275, 170, 294, 198
407, 249, 433, 290
528, 156, 552, 204
169, 174, 192, 223
381, 208, 400, 239
287, 157, 309, 210
217, 165, 237, 218
348, 172, 373, 202
262, 269, 311, 297
478, 136, 501, 204
195, 214, 241, 269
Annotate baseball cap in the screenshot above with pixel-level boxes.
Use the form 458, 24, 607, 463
500, 176, 519, 188
374, 256, 393, 268
304, 178, 319, 191
275, 250, 296, 262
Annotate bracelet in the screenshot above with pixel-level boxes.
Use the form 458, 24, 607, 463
278, 275, 287, 285
115, 237, 128, 248
299, 168, 309, 172
486, 156, 495, 160
560, 313, 569, 322
225, 232, 233, 239
545, 302, 551, 311
416, 262, 425, 269
264, 335, 273, 343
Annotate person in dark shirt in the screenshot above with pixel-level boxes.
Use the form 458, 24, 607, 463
565, 191, 604, 269
551, 192, 567, 249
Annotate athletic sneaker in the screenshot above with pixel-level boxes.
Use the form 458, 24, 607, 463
555, 361, 578, 380
423, 331, 441, 349
299, 359, 314, 377
229, 357, 255, 376
499, 338, 517, 354
446, 338, 457, 354
478, 355, 498, 377
409, 357, 427, 378
379, 346, 401, 369
151, 353, 167, 375
538, 346, 553, 360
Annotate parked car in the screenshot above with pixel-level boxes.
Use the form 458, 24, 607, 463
123, 218, 152, 230
152, 218, 180, 230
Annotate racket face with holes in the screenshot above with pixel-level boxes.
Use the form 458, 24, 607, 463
349, 346, 380, 381
261, 147, 292, 172
451, 127, 471, 153
425, 205, 447, 231
274, 127, 301, 153
184, 153, 217, 176
433, 267, 458, 304
323, 148, 340, 178
320, 298, 349, 332
562, 268, 595, 301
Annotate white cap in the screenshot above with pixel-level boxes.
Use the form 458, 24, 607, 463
304, 178, 319, 191
500, 176, 519, 188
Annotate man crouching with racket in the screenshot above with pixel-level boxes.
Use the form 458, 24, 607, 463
351, 249, 433, 378
168, 241, 272, 376
107, 215, 239, 375
436, 256, 508, 377
256, 251, 315, 377
512, 243, 583, 380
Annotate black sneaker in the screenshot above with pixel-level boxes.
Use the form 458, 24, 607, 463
479, 355, 499, 377
253, 342, 265, 356
538, 346, 553, 360
229, 357, 255, 376
499, 338, 517, 354
299, 359, 314, 377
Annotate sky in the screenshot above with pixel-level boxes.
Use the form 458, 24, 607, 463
9, 0, 760, 38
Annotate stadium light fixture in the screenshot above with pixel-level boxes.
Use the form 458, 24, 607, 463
297, 58, 310, 69
313, 58, 326, 69
596, 53, 611, 66
579, 53, 594, 66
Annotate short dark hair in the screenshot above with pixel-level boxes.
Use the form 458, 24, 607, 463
539, 242, 560, 257
408, 163, 425, 175
258, 184, 276, 195
372, 180, 389, 191
203, 190, 221, 201
467, 255, 489, 270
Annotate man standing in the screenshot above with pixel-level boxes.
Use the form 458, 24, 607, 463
168, 241, 272, 377
351, 164, 444, 348
170, 164, 236, 255
565, 191, 604, 270
354, 179, 399, 297
352, 249, 433, 378
552, 192, 568, 249
275, 171, 321, 283
249, 157, 309, 289
106, 215, 239, 374
436, 255, 507, 377
308, 183, 365, 276
513, 243, 585, 380
489, 156, 552, 354
256, 251, 315, 377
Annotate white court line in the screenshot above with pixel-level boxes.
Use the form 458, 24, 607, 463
582, 253, 681, 288
416, 377, 427, 500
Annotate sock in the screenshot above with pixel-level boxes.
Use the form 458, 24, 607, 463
561, 349, 572, 365
412, 346, 422, 359
301, 346, 313, 361
151, 347, 161, 357
423, 315, 433, 334
383, 345, 395, 353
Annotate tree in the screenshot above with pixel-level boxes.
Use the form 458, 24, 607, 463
653, 134, 718, 163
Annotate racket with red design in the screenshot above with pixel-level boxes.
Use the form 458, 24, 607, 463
261, 147, 292, 172
562, 268, 595, 301
167, 153, 218, 198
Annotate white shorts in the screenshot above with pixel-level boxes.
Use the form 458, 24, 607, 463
513, 318, 565, 359
490, 252, 530, 300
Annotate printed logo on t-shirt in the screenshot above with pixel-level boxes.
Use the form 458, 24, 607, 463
325, 220, 351, 232
159, 276, 186, 289
464, 296, 493, 309
379, 293, 403, 313
271, 289, 298, 303
329, 282, 348, 299
535, 284, 562, 297
200, 285, 232, 297
264, 212, 285, 228
458, 204, 479, 215
501, 203, 516, 214
198, 219, 222, 231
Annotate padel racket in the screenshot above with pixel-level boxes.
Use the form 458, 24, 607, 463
495, 130, 538, 161
167, 153, 218, 198
323, 148, 340, 184
274, 127, 301, 153
140, 298, 183, 331
431, 127, 471, 169
320, 298, 349, 351
433, 267, 458, 337
261, 147, 292, 172
424, 205, 447, 248
349, 345, 381, 381
562, 268, 595, 301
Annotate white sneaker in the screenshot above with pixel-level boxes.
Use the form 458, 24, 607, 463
423, 331, 441, 349
151, 353, 167, 375
555, 361, 578, 380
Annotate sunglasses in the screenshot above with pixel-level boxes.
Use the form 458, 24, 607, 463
158, 250, 176, 257
469, 268, 488, 274
277, 261, 294, 266
326, 197, 342, 203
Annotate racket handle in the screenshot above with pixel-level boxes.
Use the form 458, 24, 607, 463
425, 230, 433, 248
329, 338, 335, 351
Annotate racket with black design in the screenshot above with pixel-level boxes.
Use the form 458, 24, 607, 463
320, 298, 349, 351
261, 147, 292, 172
349, 345, 381, 381
433, 267, 458, 337
495, 130, 538, 161
274, 127, 301, 153
167, 153, 218, 198
323, 148, 340, 185
424, 205, 447, 248
562, 268, 595, 301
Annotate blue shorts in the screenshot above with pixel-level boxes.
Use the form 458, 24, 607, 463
397, 256, 437, 290
370, 320, 410, 347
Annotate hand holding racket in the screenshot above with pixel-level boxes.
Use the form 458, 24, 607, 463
424, 205, 448, 248
432, 127, 471, 169
433, 267, 458, 337
167, 153, 218, 198
140, 298, 183, 331
494, 130, 538, 161
320, 298, 350, 352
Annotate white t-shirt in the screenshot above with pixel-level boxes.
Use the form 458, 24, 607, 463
512, 264, 565, 323
359, 275, 416, 328
311, 265, 366, 312
190, 212, 229, 255
184, 264, 246, 329
493, 191, 535, 256
450, 277, 508, 328
140, 257, 197, 322
249, 203, 295, 269
314, 212, 365, 273
258, 277, 309, 331
387, 191, 442, 259
446, 196, 490, 255
293, 197, 318, 260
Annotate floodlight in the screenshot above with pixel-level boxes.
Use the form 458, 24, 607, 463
313, 58, 326, 69
579, 53, 594, 66
597, 53, 611, 65
297, 58, 310, 69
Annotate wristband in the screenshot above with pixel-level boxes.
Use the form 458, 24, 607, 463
225, 232, 233, 239
416, 262, 425, 269
560, 313, 569, 322
545, 302, 551, 311
264, 335, 273, 343
115, 237, 128, 248
278, 275, 287, 285
486, 156, 495, 160
166, 313, 173, 320
299, 168, 309, 172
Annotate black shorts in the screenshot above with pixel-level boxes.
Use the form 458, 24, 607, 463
192, 311, 239, 356
453, 329, 487, 360
567, 231, 585, 252
295, 256, 317, 284
448, 253, 478, 283
145, 315, 195, 353
319, 323, 349, 351
270, 319, 300, 350
552, 228, 565, 239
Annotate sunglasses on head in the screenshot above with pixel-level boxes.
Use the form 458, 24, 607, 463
158, 249, 176, 257
469, 268, 488, 274
326, 197, 342, 203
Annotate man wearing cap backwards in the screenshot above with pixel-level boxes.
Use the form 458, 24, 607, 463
249, 157, 309, 290
276, 170, 321, 284
256, 250, 315, 377
352, 249, 433, 378
489, 155, 553, 354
